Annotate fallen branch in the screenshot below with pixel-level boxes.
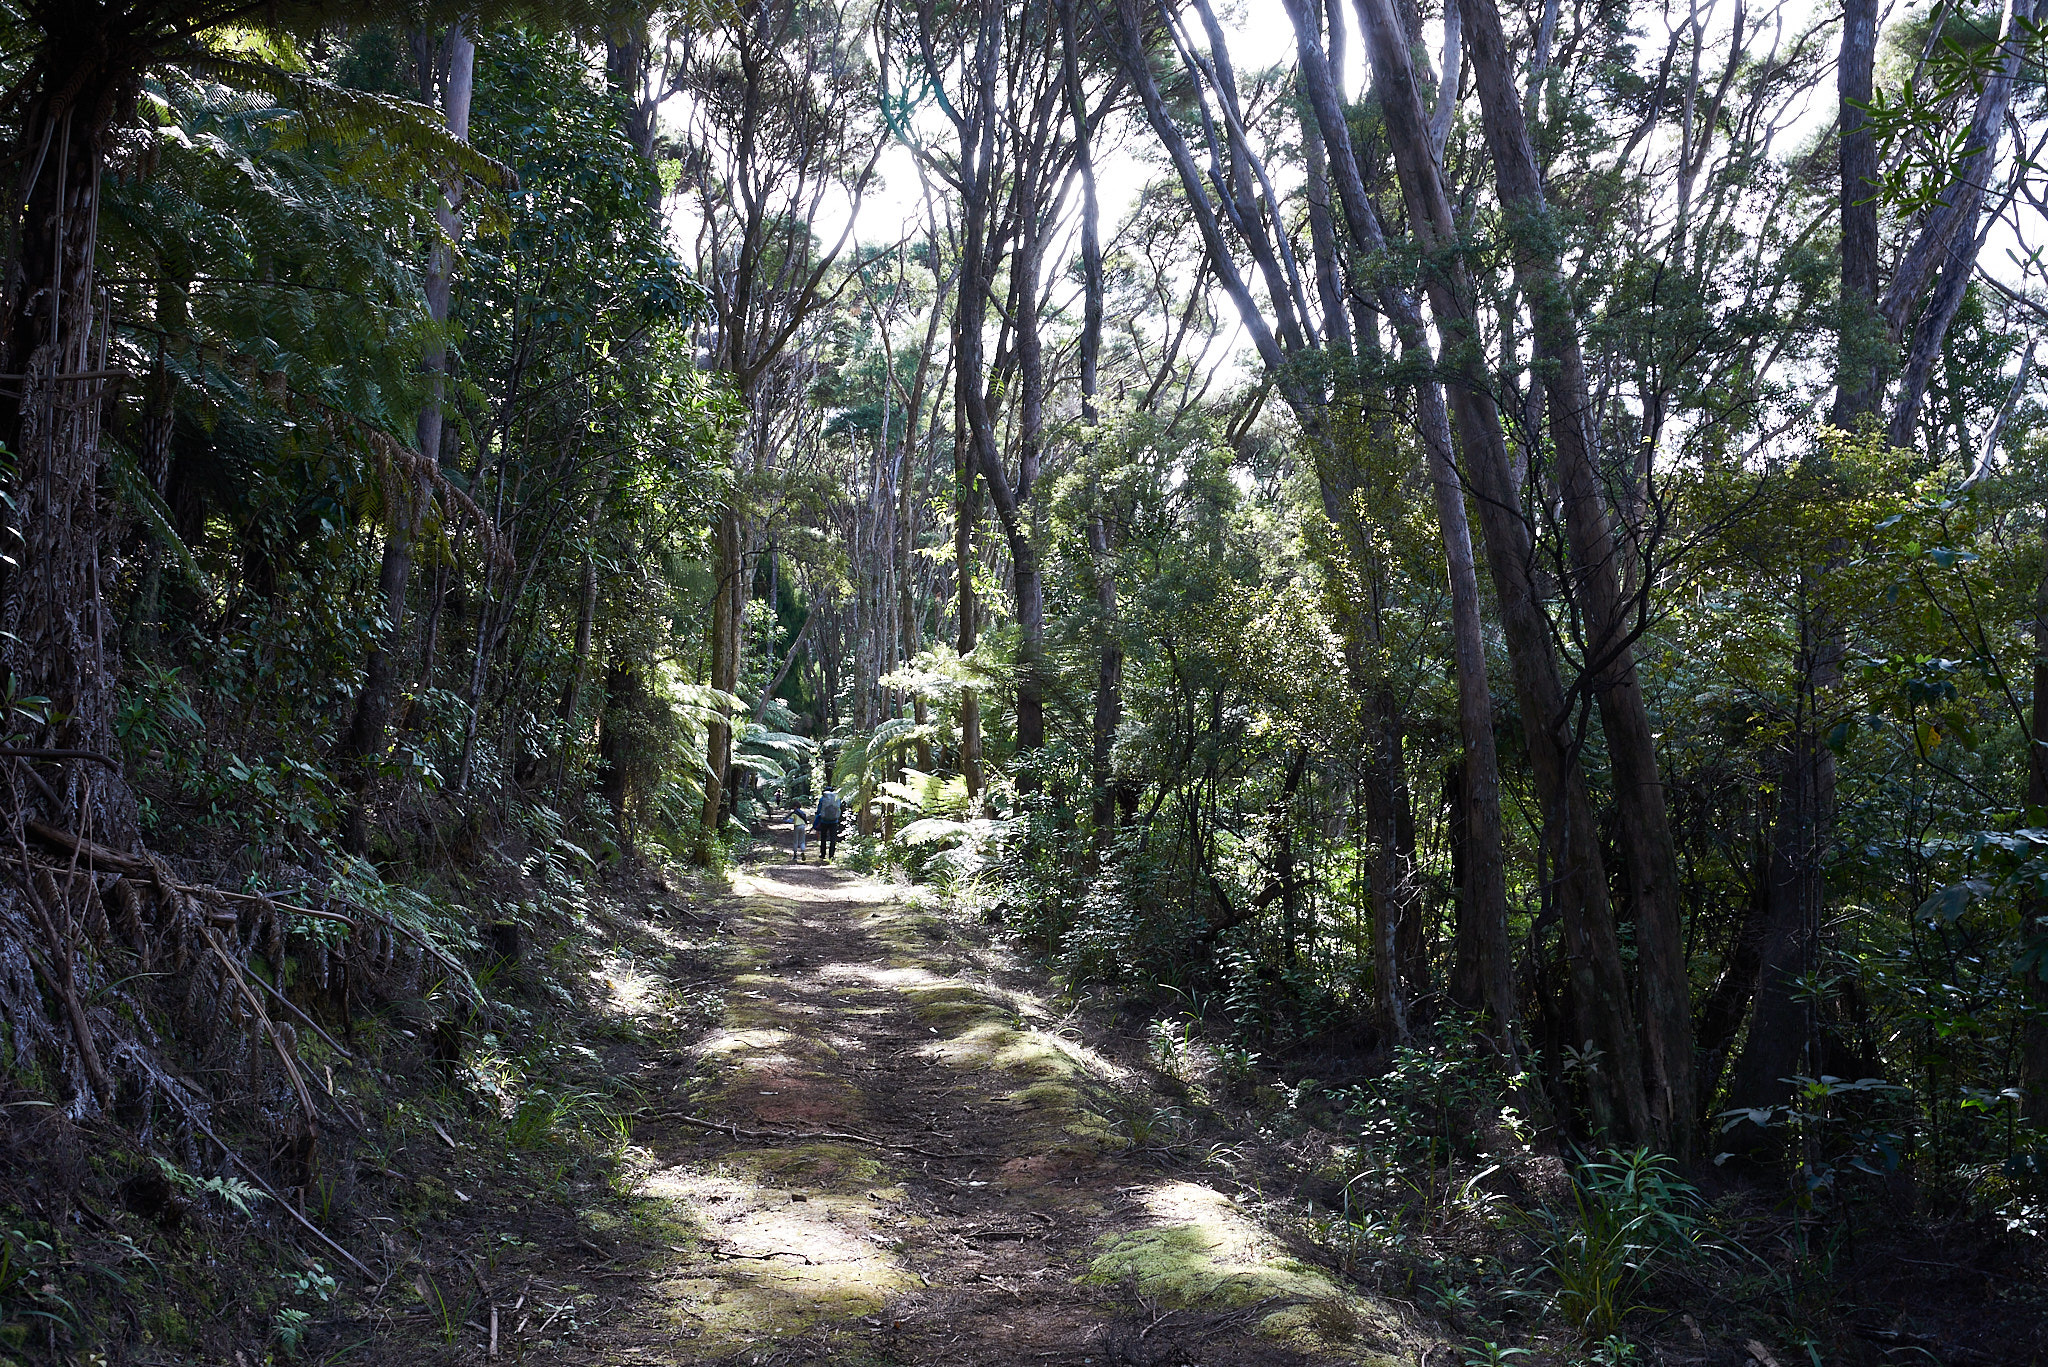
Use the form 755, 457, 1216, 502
11, 851, 116, 1110
0, 746, 123, 769
655, 1111, 996, 1161
706, 1246, 813, 1264
166, 1095, 375, 1282
20, 823, 355, 927
199, 926, 321, 1143
237, 969, 359, 1065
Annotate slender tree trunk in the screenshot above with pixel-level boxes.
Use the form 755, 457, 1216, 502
1726, 0, 1893, 1145
599, 659, 638, 851
1456, 0, 1693, 1151
1426, 416, 1517, 1051
336, 25, 474, 850
702, 505, 740, 843
1832, 0, 1884, 424
1284, 0, 1517, 1053
1355, 0, 1647, 1137
1887, 0, 2041, 459
1005, 219, 1048, 778
562, 554, 599, 728
757, 603, 819, 725
953, 392, 983, 801
950, 10, 1021, 797
2024, 502, 2048, 1120
1725, 611, 1838, 1148
1877, 0, 2038, 349
1361, 686, 1420, 1038
1063, 0, 1119, 837
1089, 518, 1124, 840
1694, 852, 1772, 1122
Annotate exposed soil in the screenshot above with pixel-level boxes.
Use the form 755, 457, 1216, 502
529, 842, 1440, 1366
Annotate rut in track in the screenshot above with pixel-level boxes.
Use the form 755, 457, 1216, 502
564, 853, 1444, 1366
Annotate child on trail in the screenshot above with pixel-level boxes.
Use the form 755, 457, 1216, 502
791, 802, 810, 862
813, 785, 843, 863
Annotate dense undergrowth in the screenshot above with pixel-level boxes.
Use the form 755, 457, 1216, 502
823, 824, 2048, 1366
0, 798, 740, 1365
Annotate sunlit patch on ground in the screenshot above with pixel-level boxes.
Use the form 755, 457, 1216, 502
690, 1026, 797, 1062
901, 982, 1129, 1144
734, 866, 896, 905
1087, 1180, 1412, 1361
629, 1153, 915, 1353
593, 956, 666, 1020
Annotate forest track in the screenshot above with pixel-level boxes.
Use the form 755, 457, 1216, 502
553, 839, 1437, 1367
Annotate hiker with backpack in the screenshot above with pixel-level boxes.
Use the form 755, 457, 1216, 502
813, 785, 843, 862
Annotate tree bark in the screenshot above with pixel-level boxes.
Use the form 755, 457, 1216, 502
953, 379, 983, 801
702, 505, 740, 842
1724, 618, 1837, 1148
562, 554, 599, 728
1065, 0, 1119, 838
336, 24, 474, 850
1455, 0, 1693, 1151
1088, 518, 1124, 840
1832, 0, 1883, 425
1355, 0, 1648, 1136
1284, 0, 1515, 1048
1004, 192, 1048, 776
0, 78, 140, 850
599, 659, 638, 851
2024, 502, 2048, 1120
1877, 0, 2037, 348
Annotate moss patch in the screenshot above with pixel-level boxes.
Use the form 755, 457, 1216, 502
732, 1142, 883, 1192
633, 1159, 916, 1355
1084, 1181, 1411, 1361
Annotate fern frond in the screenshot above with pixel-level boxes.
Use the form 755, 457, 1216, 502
165, 49, 518, 215
103, 446, 214, 597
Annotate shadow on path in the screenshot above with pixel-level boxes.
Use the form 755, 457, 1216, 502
560, 856, 1438, 1366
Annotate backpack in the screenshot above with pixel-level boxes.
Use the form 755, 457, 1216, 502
815, 790, 842, 826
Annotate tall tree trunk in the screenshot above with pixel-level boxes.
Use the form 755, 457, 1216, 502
1284, 0, 1518, 1054
336, 24, 474, 850
1088, 518, 1123, 841
702, 505, 740, 843
1004, 216, 1048, 780
1727, 0, 1893, 1145
1694, 850, 1773, 1123
1883, 0, 2040, 446
1361, 685, 1421, 1037
1888, 221, 1982, 448
1832, 0, 1883, 425
1456, 0, 1693, 1152
0, 68, 140, 850
1724, 611, 1838, 1148
2024, 502, 2048, 1120
1065, 0, 1118, 839
599, 659, 638, 851
756, 603, 819, 725
1354, 0, 1648, 1137
1426, 424, 1517, 1051
950, 4, 1040, 793
1876, 0, 2038, 351
953, 389, 983, 801
562, 554, 599, 729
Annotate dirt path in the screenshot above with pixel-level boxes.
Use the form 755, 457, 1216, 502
556, 851, 1439, 1367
